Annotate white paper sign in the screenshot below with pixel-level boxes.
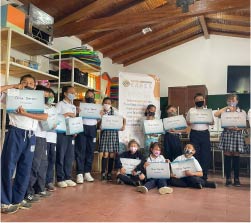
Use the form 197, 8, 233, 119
79, 103, 102, 119
40, 114, 58, 131
146, 162, 170, 179
171, 159, 197, 178
65, 117, 84, 135
6, 89, 44, 113
163, 115, 187, 131
55, 115, 66, 133
101, 115, 123, 130
120, 158, 141, 174
221, 112, 247, 128
144, 119, 164, 134
190, 109, 213, 124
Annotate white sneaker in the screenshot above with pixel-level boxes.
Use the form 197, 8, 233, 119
76, 174, 84, 184
159, 186, 173, 195
57, 181, 68, 188
65, 180, 77, 187
136, 186, 148, 193
84, 172, 94, 182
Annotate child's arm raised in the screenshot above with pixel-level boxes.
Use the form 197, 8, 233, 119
0, 83, 25, 92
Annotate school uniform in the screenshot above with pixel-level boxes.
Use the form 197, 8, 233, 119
186, 107, 212, 180
1, 92, 37, 205
163, 132, 183, 161
56, 100, 76, 182
170, 155, 206, 188
115, 150, 143, 186
143, 155, 169, 190
75, 114, 97, 175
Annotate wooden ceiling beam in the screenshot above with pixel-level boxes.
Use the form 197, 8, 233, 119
103, 17, 198, 58
206, 14, 250, 24
198, 16, 210, 39
210, 31, 250, 38
54, 0, 249, 37
123, 33, 203, 66
113, 26, 202, 64
207, 22, 250, 33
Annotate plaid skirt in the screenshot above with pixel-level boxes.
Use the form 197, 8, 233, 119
218, 130, 246, 153
99, 130, 119, 153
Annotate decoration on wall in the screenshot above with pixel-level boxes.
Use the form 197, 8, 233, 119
176, 0, 200, 13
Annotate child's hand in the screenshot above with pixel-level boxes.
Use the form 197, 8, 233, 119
143, 162, 150, 169
139, 173, 145, 181
184, 170, 194, 176
171, 173, 177, 178
120, 167, 126, 175
15, 83, 25, 90
16, 106, 27, 115
100, 111, 105, 116
165, 159, 170, 163
64, 112, 75, 118
76, 107, 81, 114
120, 126, 125, 131
131, 170, 137, 176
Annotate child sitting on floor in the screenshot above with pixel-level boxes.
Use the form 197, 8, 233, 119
170, 143, 217, 189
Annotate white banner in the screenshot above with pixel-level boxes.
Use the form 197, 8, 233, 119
101, 116, 123, 130
163, 115, 187, 131
143, 119, 164, 134
79, 103, 102, 119
190, 109, 213, 124
65, 117, 84, 135
120, 158, 141, 174
146, 162, 170, 179
55, 115, 66, 133
221, 112, 247, 128
119, 72, 160, 147
170, 159, 197, 178
40, 114, 58, 131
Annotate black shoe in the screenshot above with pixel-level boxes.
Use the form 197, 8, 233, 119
195, 183, 203, 189
233, 179, 241, 187
133, 181, 141, 187
225, 179, 232, 187
205, 181, 217, 188
107, 173, 112, 182
101, 173, 107, 181
25, 194, 40, 203
116, 177, 124, 185
38, 191, 51, 198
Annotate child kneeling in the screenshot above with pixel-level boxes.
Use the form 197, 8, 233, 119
137, 142, 173, 195
170, 144, 217, 189
115, 139, 145, 186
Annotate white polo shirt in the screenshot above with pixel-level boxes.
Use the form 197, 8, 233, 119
186, 107, 211, 131
173, 155, 202, 172
147, 154, 166, 163
1, 92, 38, 131
56, 100, 76, 116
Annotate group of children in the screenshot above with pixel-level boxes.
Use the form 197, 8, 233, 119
0, 74, 249, 214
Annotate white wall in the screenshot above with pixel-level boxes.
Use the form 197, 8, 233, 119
122, 35, 250, 97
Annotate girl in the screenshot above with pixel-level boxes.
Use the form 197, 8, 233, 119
56, 86, 77, 188
99, 97, 126, 181
214, 94, 247, 187
136, 142, 173, 195
164, 105, 185, 161
115, 139, 145, 186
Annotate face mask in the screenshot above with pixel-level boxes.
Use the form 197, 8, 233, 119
148, 111, 155, 117
130, 147, 137, 153
227, 102, 238, 107
103, 104, 111, 111
184, 149, 193, 155
67, 93, 75, 101
24, 86, 34, 90
168, 111, 177, 117
44, 97, 49, 104
195, 101, 204, 107
86, 97, 94, 103
47, 97, 54, 105
153, 150, 161, 157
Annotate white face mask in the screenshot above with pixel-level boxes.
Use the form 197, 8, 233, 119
103, 104, 111, 111
129, 147, 137, 153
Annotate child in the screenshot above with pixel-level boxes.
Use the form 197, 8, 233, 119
44, 89, 57, 192
214, 94, 247, 186
99, 97, 126, 181
186, 93, 213, 180
170, 144, 217, 189
115, 139, 145, 186
25, 85, 53, 202
75, 89, 98, 183
56, 86, 77, 188
1, 74, 48, 214
163, 105, 185, 161
136, 142, 173, 195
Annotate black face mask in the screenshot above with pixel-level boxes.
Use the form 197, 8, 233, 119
24, 86, 34, 90
195, 101, 204, 107
44, 97, 49, 104
148, 111, 155, 117
85, 97, 94, 103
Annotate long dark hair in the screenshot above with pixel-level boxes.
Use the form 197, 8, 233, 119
144, 104, 156, 116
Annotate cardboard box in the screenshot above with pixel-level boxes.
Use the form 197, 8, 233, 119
6, 89, 44, 113
1, 4, 25, 33
65, 117, 84, 135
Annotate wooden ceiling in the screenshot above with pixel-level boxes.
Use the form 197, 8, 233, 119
20, 0, 250, 66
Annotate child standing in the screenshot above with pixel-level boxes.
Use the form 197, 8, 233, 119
99, 97, 126, 181
186, 93, 213, 180
115, 139, 145, 186
1, 74, 48, 214
56, 86, 77, 188
170, 144, 217, 189
136, 142, 173, 195
214, 94, 247, 186
164, 105, 185, 161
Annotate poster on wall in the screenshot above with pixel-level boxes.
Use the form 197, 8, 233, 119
119, 72, 160, 148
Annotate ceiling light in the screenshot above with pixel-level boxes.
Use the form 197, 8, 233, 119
142, 27, 152, 35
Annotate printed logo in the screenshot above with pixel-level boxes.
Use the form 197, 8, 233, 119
122, 80, 130, 87
30, 145, 35, 152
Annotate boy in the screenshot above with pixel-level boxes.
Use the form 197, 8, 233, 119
171, 144, 216, 189
1, 74, 48, 214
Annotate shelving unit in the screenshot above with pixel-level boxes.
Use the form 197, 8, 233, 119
0, 27, 61, 146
